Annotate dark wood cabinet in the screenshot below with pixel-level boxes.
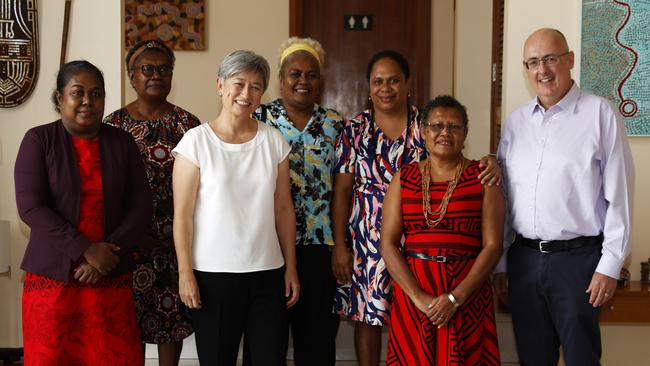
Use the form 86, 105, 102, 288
496, 281, 650, 323
600, 281, 650, 323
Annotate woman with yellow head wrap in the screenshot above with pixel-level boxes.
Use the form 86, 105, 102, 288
251, 37, 343, 366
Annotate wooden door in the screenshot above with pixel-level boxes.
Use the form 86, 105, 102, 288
290, 0, 431, 119
490, 0, 504, 153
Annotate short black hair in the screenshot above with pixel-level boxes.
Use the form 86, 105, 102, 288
422, 95, 469, 127
366, 50, 410, 81
125, 39, 176, 69
51, 60, 105, 113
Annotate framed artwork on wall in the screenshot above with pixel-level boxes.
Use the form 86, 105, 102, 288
125, 0, 205, 51
581, 0, 650, 136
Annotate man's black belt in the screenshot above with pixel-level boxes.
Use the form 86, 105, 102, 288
516, 233, 603, 253
404, 250, 477, 263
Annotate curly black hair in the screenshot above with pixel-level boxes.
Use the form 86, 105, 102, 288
422, 95, 469, 127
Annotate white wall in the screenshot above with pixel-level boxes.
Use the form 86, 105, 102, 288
501, 0, 650, 364
124, 0, 289, 122
455, 0, 493, 159
0, 0, 290, 347
3, 1, 648, 363
431, 0, 455, 98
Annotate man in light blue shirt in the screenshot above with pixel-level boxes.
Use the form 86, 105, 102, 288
494, 28, 635, 365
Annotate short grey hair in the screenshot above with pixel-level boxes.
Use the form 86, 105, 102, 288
218, 50, 271, 91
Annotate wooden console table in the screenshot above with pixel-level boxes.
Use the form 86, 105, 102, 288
496, 281, 650, 323
600, 281, 650, 323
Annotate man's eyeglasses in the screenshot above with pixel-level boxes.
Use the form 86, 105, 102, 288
523, 51, 570, 70
423, 122, 466, 134
132, 64, 173, 77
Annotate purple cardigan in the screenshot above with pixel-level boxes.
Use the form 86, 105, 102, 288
15, 120, 152, 282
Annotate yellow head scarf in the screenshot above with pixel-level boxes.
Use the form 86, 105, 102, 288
280, 43, 321, 67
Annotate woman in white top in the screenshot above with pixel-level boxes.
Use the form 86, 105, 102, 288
172, 50, 299, 366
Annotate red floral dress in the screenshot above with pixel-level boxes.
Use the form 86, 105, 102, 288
386, 161, 500, 365
22, 137, 143, 366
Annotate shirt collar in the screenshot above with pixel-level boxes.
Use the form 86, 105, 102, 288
530, 81, 580, 116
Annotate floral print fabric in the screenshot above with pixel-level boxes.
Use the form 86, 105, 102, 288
333, 106, 424, 325
103, 105, 199, 343
254, 99, 344, 246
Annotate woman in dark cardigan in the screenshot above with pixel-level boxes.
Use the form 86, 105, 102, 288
15, 60, 151, 365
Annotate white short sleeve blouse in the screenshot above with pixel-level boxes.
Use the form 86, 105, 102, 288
173, 121, 291, 272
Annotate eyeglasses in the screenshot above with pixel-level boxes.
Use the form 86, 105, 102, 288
423, 122, 466, 134
523, 51, 570, 70
132, 64, 173, 77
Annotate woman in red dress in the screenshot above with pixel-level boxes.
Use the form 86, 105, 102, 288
380, 95, 504, 365
15, 60, 151, 365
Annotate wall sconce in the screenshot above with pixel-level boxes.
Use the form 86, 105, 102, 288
0, 220, 10, 279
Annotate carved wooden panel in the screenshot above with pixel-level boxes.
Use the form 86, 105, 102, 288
0, 0, 39, 108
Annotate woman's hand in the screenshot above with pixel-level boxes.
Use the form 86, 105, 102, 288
285, 266, 300, 308
478, 155, 502, 186
73, 261, 103, 284
332, 244, 353, 284
426, 293, 458, 328
178, 271, 202, 309
412, 291, 436, 314
83, 242, 120, 275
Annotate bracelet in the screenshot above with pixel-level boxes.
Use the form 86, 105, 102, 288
447, 292, 460, 308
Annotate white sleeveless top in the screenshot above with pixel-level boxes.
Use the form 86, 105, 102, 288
173, 121, 291, 272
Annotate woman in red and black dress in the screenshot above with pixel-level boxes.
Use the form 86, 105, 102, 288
15, 60, 151, 365
380, 95, 504, 365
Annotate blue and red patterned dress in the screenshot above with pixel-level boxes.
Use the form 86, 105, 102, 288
104, 105, 199, 343
334, 106, 424, 325
386, 161, 500, 365
22, 137, 142, 365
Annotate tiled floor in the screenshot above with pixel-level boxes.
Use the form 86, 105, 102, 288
145, 361, 359, 366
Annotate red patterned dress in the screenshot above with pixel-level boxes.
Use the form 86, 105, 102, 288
386, 161, 500, 365
22, 137, 143, 366
103, 106, 198, 343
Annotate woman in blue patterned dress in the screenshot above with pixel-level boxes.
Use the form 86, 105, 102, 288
332, 50, 500, 366
252, 37, 344, 366
104, 40, 198, 366
332, 50, 425, 366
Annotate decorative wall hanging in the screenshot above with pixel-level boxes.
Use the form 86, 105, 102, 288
581, 0, 650, 136
0, 0, 39, 108
125, 0, 205, 51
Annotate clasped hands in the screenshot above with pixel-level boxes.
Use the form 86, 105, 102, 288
74, 242, 120, 284
416, 292, 458, 328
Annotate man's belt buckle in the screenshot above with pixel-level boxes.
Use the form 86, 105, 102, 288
538, 240, 552, 253
435, 256, 447, 263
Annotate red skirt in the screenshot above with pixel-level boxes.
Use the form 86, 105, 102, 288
22, 272, 143, 366
386, 251, 500, 365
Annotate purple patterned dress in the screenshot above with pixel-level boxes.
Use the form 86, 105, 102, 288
104, 105, 199, 343
334, 106, 424, 325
